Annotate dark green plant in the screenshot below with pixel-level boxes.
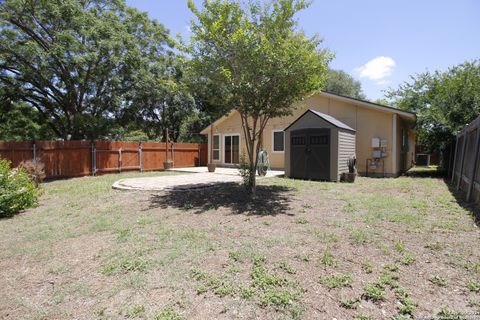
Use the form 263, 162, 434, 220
0, 158, 40, 217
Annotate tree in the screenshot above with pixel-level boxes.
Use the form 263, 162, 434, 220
325, 69, 366, 99
121, 56, 196, 142
0, 0, 172, 140
187, 0, 332, 193
386, 60, 480, 153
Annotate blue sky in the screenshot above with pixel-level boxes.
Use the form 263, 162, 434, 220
126, 0, 480, 101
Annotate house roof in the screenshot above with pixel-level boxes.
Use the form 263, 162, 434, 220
284, 109, 356, 132
200, 91, 416, 134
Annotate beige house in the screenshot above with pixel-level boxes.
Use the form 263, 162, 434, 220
200, 92, 416, 177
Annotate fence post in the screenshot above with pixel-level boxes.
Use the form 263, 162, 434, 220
172, 142, 175, 167
198, 144, 201, 167
91, 142, 96, 175
32, 141, 36, 161
456, 128, 468, 190
138, 142, 142, 173
451, 135, 459, 184
118, 148, 122, 173
467, 127, 480, 201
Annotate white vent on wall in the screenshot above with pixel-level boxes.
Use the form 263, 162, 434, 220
372, 138, 380, 148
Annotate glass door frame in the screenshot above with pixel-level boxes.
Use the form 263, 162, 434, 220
223, 133, 241, 164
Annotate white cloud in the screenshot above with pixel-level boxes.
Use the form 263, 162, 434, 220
355, 56, 396, 84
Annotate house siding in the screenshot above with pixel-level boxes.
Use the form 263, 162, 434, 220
204, 93, 415, 177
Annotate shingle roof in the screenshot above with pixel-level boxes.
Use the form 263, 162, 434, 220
308, 110, 356, 132
284, 109, 356, 132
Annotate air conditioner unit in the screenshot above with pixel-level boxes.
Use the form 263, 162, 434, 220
372, 138, 380, 148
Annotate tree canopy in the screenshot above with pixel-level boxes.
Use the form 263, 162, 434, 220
0, 0, 175, 140
187, 0, 332, 191
386, 60, 480, 152
325, 69, 366, 99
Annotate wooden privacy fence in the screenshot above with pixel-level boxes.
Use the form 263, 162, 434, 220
451, 115, 480, 202
0, 140, 208, 179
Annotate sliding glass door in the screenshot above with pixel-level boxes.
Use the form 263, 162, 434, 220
224, 135, 240, 164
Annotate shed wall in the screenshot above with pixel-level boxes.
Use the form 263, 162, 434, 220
338, 130, 356, 177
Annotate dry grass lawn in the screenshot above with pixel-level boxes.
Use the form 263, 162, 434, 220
0, 171, 479, 320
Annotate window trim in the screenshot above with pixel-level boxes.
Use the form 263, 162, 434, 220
212, 134, 220, 161
272, 129, 285, 153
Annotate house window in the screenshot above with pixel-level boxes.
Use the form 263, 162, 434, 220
213, 134, 220, 160
272, 130, 285, 152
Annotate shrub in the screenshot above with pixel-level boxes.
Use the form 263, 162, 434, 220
0, 158, 40, 217
18, 159, 46, 186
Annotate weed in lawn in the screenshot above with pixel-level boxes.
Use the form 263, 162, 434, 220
362, 282, 385, 302
465, 262, 480, 274
350, 229, 372, 245
398, 251, 416, 266
240, 285, 255, 299
191, 268, 236, 297
263, 220, 272, 226
295, 217, 309, 224
356, 314, 373, 320
361, 260, 373, 273
295, 253, 311, 262
319, 274, 353, 289
436, 305, 467, 320
126, 304, 145, 318
429, 275, 447, 287
116, 228, 131, 242
301, 203, 313, 209
340, 297, 360, 309
196, 284, 208, 295
379, 268, 400, 288
425, 241, 445, 251
250, 257, 304, 318
394, 240, 406, 253
154, 307, 185, 320
313, 230, 340, 243
320, 250, 336, 268
277, 261, 296, 274
466, 280, 480, 292
229, 250, 243, 262
101, 254, 148, 275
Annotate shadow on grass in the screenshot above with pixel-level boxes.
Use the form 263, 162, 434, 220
447, 181, 480, 227
148, 182, 294, 216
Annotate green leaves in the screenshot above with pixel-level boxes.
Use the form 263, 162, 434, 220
187, 0, 332, 191
0, 0, 172, 140
387, 60, 480, 152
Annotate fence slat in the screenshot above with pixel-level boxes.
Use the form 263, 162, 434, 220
451, 115, 480, 203
0, 140, 207, 179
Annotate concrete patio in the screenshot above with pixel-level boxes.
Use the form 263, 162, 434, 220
112, 166, 284, 191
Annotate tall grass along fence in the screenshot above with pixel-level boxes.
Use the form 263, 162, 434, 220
0, 140, 208, 179
451, 115, 480, 202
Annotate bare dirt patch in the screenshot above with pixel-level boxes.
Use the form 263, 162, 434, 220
0, 172, 479, 319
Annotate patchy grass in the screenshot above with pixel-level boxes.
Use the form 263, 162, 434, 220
0, 174, 479, 319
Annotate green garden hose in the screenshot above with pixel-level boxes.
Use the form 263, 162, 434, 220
257, 149, 270, 176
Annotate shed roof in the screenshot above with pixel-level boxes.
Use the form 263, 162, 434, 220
284, 109, 356, 132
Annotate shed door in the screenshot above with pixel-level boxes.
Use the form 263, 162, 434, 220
290, 128, 330, 180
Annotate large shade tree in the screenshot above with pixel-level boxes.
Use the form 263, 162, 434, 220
187, 0, 332, 192
325, 69, 366, 99
0, 0, 173, 140
386, 60, 480, 153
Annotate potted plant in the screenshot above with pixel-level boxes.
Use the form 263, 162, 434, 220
343, 156, 357, 183
207, 163, 216, 172
163, 159, 174, 170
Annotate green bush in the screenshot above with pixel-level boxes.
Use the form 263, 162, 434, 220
0, 158, 40, 217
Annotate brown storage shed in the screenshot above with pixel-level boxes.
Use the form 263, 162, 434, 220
284, 109, 356, 181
